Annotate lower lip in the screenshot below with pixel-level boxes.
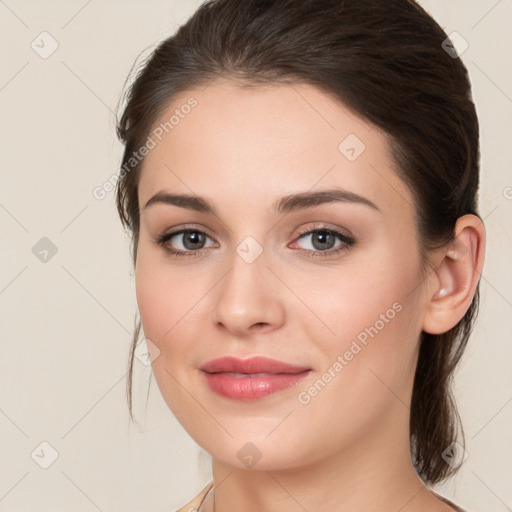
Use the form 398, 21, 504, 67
202, 371, 311, 400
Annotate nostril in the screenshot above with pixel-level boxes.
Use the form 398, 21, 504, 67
253, 322, 267, 329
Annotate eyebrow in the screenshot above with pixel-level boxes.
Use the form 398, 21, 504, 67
143, 187, 380, 215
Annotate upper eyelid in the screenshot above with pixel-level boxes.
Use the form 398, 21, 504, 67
161, 225, 353, 248
295, 222, 352, 237
161, 224, 216, 239
162, 223, 349, 237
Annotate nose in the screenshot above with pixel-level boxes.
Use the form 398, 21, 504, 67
210, 249, 286, 337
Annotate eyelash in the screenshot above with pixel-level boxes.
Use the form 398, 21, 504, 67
153, 225, 355, 259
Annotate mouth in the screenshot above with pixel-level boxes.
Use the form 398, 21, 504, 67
213, 372, 284, 378
199, 355, 311, 375
199, 356, 312, 400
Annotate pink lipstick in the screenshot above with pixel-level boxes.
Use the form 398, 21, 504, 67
199, 356, 311, 400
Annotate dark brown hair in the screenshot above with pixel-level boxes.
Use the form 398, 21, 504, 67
115, 0, 481, 485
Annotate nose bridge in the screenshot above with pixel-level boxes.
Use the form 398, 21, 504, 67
210, 237, 285, 334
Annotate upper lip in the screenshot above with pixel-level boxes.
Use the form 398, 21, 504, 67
199, 356, 310, 374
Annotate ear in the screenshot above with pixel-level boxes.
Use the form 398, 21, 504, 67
422, 214, 486, 335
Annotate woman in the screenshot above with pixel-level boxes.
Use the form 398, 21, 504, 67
115, 0, 485, 510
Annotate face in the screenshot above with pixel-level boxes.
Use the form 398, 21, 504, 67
135, 80, 429, 471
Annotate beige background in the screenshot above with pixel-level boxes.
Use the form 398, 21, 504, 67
0, 1, 510, 510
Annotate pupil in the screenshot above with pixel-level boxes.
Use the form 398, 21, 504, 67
313, 231, 334, 250
184, 231, 204, 249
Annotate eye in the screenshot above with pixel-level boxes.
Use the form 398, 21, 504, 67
153, 225, 355, 259
155, 229, 217, 256
291, 226, 355, 256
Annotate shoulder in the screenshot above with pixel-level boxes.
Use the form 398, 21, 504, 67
431, 490, 470, 512
174, 481, 214, 512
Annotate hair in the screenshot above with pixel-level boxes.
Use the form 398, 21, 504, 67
115, 0, 481, 485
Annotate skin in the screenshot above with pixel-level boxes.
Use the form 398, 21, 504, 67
135, 80, 485, 511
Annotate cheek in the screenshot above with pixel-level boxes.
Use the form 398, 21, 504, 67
135, 257, 174, 342
134, 246, 195, 400
305, 250, 420, 339
134, 242, 217, 391
135, 243, 206, 341
284, 261, 424, 461
297, 247, 424, 392
134, 247, 204, 422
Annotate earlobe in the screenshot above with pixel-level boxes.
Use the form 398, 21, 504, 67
422, 214, 485, 335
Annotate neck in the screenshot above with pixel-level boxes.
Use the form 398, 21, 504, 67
207, 410, 451, 512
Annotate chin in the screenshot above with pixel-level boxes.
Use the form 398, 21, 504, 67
201, 434, 321, 472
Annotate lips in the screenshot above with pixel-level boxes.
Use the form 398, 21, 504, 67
199, 356, 312, 400
199, 356, 310, 375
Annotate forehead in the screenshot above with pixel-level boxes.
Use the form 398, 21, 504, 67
138, 80, 413, 217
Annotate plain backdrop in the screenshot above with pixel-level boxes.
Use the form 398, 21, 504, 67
0, 1, 511, 510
